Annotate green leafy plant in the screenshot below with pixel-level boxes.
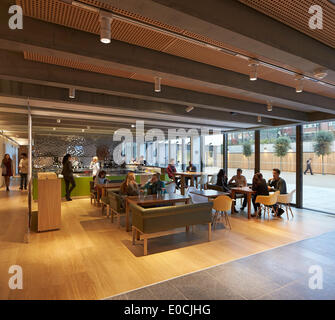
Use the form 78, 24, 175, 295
313, 131, 334, 175
274, 136, 291, 170
242, 141, 252, 169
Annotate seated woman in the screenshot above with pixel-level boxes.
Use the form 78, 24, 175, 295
143, 173, 166, 195
120, 172, 139, 196
216, 169, 230, 193
95, 170, 107, 203
251, 172, 269, 217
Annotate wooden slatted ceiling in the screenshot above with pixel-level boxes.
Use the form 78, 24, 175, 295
16, 0, 335, 101
239, 0, 335, 49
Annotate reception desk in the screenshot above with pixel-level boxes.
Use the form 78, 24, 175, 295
32, 172, 169, 200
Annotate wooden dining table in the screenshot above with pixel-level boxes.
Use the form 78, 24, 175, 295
174, 172, 213, 195
189, 189, 230, 199
230, 187, 256, 219
125, 193, 190, 232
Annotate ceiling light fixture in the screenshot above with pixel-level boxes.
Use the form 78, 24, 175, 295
87, 126, 91, 130
131, 124, 135, 128
57, 119, 61, 123
295, 74, 304, 93
99, 15, 112, 44
69, 87, 76, 99
267, 101, 273, 112
257, 115, 262, 123
248, 60, 259, 81
313, 68, 328, 80
81, 129, 85, 133
185, 106, 194, 113
154, 76, 161, 93
53, 127, 56, 131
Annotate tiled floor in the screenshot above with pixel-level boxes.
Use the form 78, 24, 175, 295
106, 231, 335, 300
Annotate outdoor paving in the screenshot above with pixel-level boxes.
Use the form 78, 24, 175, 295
106, 231, 335, 300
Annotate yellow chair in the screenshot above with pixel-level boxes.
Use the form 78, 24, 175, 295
255, 191, 280, 219
277, 190, 295, 220
212, 195, 232, 230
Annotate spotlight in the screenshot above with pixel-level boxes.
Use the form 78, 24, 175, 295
131, 124, 135, 128
69, 87, 76, 99
100, 15, 112, 44
185, 106, 194, 113
248, 59, 259, 81
267, 101, 273, 112
57, 119, 61, 123
313, 68, 328, 80
81, 129, 85, 133
53, 127, 56, 131
295, 74, 304, 93
154, 76, 161, 92
257, 115, 262, 123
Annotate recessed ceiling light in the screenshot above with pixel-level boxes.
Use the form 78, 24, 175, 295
131, 124, 135, 128
53, 127, 56, 131
81, 129, 85, 133
57, 119, 61, 123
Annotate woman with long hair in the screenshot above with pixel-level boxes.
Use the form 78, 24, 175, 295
1, 154, 13, 191
216, 169, 230, 192
120, 172, 139, 196
251, 172, 269, 217
61, 153, 76, 201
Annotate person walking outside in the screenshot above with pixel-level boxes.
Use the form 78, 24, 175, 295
304, 158, 313, 175
1, 154, 13, 191
62, 154, 76, 201
19, 153, 28, 190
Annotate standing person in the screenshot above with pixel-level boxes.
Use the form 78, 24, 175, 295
228, 168, 248, 211
304, 158, 313, 175
268, 168, 287, 217
89, 156, 100, 181
62, 154, 76, 201
167, 158, 180, 189
1, 154, 13, 191
251, 172, 269, 217
18, 153, 28, 190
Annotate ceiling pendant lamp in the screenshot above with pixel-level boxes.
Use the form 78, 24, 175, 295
295, 74, 304, 93
100, 15, 112, 44
248, 59, 259, 81
257, 115, 262, 123
69, 87, 75, 99
154, 76, 161, 93
267, 101, 273, 112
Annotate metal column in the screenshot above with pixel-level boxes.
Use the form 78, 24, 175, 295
254, 130, 260, 174
296, 125, 303, 208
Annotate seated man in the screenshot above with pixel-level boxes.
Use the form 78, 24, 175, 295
228, 168, 248, 211
143, 173, 167, 195
185, 161, 196, 186
268, 168, 287, 217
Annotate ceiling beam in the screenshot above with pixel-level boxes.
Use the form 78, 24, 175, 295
102, 0, 335, 78
0, 51, 305, 126
0, 12, 327, 118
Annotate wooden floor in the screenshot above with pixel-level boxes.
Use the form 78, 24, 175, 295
1, 184, 335, 300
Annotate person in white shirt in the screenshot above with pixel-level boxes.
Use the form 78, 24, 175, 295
19, 153, 28, 190
229, 168, 248, 211
89, 156, 100, 180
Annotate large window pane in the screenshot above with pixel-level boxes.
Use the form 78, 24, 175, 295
260, 126, 296, 203
227, 131, 254, 183
203, 134, 223, 174
303, 121, 335, 213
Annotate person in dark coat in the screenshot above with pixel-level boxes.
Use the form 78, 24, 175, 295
251, 172, 269, 217
62, 154, 76, 201
304, 158, 313, 175
1, 154, 13, 191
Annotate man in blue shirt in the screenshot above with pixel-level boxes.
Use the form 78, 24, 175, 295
144, 173, 166, 195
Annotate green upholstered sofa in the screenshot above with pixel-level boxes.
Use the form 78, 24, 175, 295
130, 202, 213, 255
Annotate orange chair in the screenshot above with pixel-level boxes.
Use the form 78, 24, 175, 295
255, 191, 280, 219
212, 195, 233, 230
